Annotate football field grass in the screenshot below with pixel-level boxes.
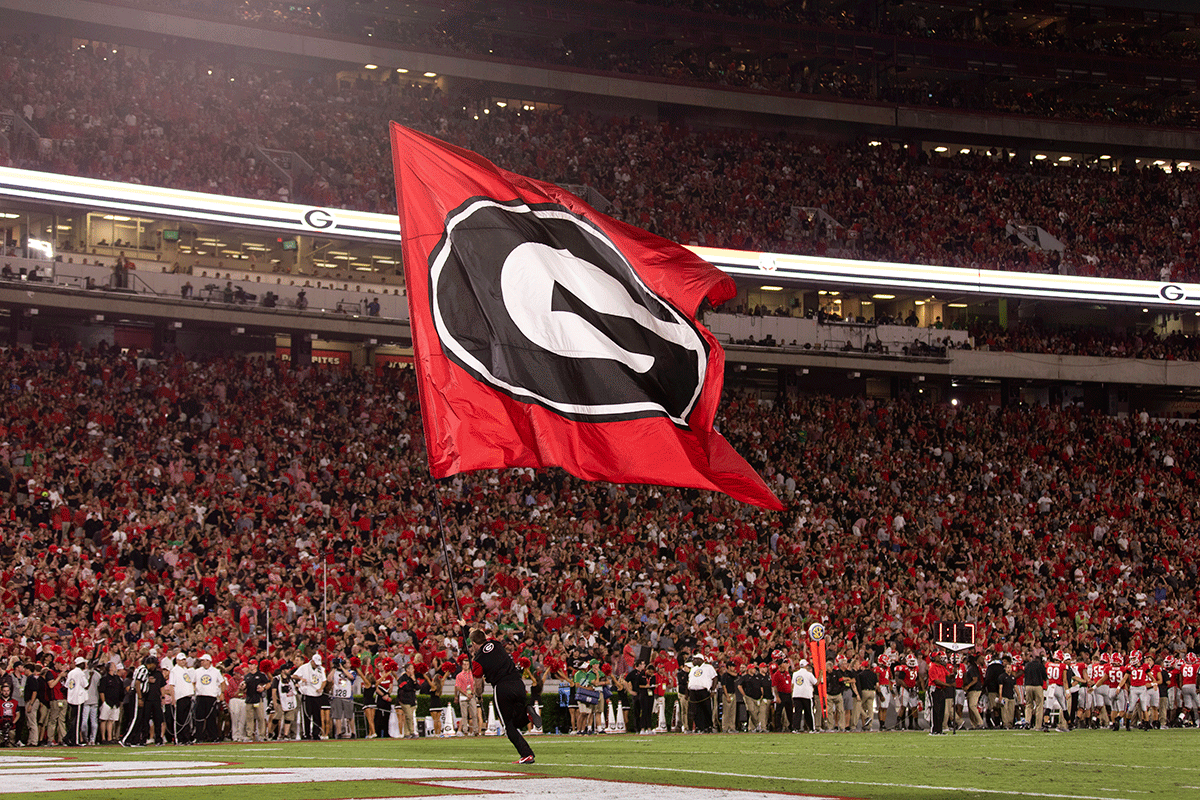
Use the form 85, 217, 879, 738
1, 729, 1192, 800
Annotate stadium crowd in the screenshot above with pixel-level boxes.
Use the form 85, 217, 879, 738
71, 0, 1200, 129
0, 342, 1197, 745
3, 34, 1199, 286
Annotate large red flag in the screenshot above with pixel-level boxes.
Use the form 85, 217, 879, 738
390, 122, 782, 510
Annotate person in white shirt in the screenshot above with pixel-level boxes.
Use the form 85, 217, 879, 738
292, 654, 326, 740
65, 657, 91, 746
192, 654, 225, 742
686, 654, 718, 732
167, 653, 195, 744
791, 659, 820, 733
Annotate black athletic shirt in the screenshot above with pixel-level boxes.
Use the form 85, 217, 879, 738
471, 639, 520, 686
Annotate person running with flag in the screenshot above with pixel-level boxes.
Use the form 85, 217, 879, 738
463, 622, 539, 764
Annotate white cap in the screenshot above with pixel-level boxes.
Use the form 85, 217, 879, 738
176, 653, 186, 661
199, 653, 212, 662
312, 654, 322, 666
75, 657, 86, 665
798, 659, 809, 667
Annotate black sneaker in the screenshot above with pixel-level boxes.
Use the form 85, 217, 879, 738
527, 706, 542, 728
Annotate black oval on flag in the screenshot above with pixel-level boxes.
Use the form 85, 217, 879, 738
429, 199, 708, 424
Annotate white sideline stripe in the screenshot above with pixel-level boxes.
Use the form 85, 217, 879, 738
981, 756, 1200, 772
555, 762, 1148, 800
429, 776, 836, 799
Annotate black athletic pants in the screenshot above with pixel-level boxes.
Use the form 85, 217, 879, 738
494, 680, 534, 759
173, 696, 194, 743
931, 687, 949, 734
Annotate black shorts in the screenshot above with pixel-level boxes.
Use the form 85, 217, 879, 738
428, 695, 445, 710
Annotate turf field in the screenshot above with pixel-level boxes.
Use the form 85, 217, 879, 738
0, 730, 1189, 800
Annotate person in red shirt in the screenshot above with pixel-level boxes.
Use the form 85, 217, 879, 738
894, 654, 921, 731
1181, 653, 1200, 726
874, 655, 894, 732
927, 651, 952, 735
1084, 653, 1110, 730
1107, 652, 1127, 731
1045, 651, 1069, 732
1124, 650, 1156, 731
770, 656, 793, 732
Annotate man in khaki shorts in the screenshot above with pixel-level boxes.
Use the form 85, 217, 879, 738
454, 661, 480, 736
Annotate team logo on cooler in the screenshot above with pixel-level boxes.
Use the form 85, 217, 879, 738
807, 623, 825, 642
429, 199, 708, 425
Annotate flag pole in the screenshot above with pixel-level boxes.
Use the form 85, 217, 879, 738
432, 482, 464, 621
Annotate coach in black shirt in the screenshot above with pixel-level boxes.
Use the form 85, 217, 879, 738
984, 653, 1004, 729
1023, 651, 1048, 730
467, 627, 535, 764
